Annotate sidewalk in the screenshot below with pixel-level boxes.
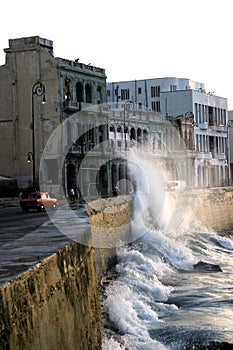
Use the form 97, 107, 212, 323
0, 197, 19, 208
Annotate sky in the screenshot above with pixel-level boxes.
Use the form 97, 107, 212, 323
1, 0, 233, 108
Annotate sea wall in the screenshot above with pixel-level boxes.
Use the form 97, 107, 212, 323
0, 241, 102, 350
0, 196, 132, 350
167, 187, 233, 232
1, 188, 232, 349
86, 195, 133, 248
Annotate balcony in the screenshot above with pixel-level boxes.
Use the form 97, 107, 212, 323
215, 125, 227, 132
69, 145, 82, 154
198, 122, 208, 130
215, 153, 226, 160
197, 152, 212, 160
63, 100, 80, 111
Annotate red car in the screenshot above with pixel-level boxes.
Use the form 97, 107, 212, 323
20, 191, 58, 212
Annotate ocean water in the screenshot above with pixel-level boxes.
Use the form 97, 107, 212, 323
101, 151, 233, 350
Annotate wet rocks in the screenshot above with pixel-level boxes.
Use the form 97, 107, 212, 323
193, 261, 222, 272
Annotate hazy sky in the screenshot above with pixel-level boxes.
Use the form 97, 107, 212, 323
1, 0, 232, 108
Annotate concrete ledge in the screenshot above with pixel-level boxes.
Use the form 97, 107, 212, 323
86, 195, 133, 248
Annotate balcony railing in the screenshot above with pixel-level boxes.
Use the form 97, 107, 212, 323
215, 125, 227, 132
70, 145, 82, 154
197, 152, 212, 159
63, 101, 80, 111
198, 122, 208, 130
215, 153, 226, 160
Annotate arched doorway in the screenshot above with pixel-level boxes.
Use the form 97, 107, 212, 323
66, 164, 76, 192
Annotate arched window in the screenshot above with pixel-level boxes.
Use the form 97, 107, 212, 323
143, 129, 148, 144
85, 84, 92, 103
64, 78, 71, 101
130, 127, 136, 142
97, 86, 103, 104
76, 82, 83, 102
137, 128, 142, 143
109, 125, 116, 144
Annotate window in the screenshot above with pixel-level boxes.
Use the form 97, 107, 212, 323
151, 101, 160, 112
121, 89, 129, 100
97, 86, 103, 104
151, 85, 160, 97
107, 90, 110, 96
138, 87, 142, 94
64, 78, 71, 101
170, 85, 177, 91
76, 82, 83, 102
151, 86, 156, 97
85, 83, 92, 103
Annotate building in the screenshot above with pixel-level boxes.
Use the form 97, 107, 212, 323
107, 78, 229, 187
0, 36, 107, 195
227, 110, 233, 182
0, 38, 229, 198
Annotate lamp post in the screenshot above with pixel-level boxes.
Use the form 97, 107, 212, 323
27, 152, 33, 163
227, 120, 233, 186
123, 100, 135, 151
31, 81, 46, 190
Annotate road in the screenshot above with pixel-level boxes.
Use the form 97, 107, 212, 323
0, 206, 51, 245
0, 203, 89, 286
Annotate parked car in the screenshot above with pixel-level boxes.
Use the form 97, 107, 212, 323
20, 191, 58, 212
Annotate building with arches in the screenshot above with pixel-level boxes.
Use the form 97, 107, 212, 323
0, 36, 107, 196
0, 36, 229, 199
107, 78, 228, 188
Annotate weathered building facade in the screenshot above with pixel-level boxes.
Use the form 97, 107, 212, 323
0, 36, 107, 194
1, 37, 227, 198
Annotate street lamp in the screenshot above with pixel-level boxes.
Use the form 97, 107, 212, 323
123, 100, 135, 151
31, 81, 46, 190
27, 152, 33, 163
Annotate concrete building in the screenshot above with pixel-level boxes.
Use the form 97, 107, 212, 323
227, 110, 233, 182
0, 38, 229, 198
0, 36, 107, 195
107, 78, 228, 187
105, 101, 196, 192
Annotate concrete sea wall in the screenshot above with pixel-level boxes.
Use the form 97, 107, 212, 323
0, 242, 102, 350
0, 196, 131, 350
167, 187, 233, 232
0, 189, 233, 349
86, 195, 133, 248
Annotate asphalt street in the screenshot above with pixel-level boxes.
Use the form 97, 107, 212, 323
0, 206, 50, 245
0, 202, 90, 286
